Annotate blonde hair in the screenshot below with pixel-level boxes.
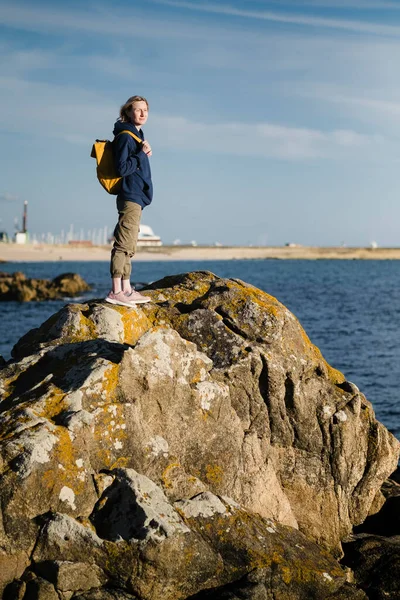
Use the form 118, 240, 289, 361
119, 96, 149, 123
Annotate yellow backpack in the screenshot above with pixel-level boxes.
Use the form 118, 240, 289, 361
90, 130, 142, 195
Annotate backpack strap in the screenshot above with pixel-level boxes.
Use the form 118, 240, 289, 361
116, 130, 143, 144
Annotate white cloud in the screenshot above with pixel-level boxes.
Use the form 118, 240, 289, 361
3, 0, 399, 51
326, 94, 400, 117
294, 81, 400, 131
0, 75, 383, 161
0, 75, 116, 141
153, 0, 400, 37
150, 114, 382, 160
3, 1, 400, 91
0, 192, 19, 202
252, 0, 400, 8
0, 1, 230, 42
0, 1, 398, 163
0, 46, 53, 76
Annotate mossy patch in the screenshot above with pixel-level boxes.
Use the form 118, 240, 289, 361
204, 464, 224, 486
103, 364, 120, 403
35, 387, 67, 421
161, 462, 182, 489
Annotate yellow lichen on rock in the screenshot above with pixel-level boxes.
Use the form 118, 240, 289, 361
102, 363, 120, 403
35, 387, 67, 421
161, 462, 182, 489
205, 464, 224, 485
151, 277, 212, 307
121, 309, 152, 346
325, 363, 346, 385
223, 280, 283, 320
282, 319, 345, 385
58, 304, 97, 344
42, 427, 87, 501
92, 400, 129, 470
0, 372, 20, 402
77, 311, 97, 341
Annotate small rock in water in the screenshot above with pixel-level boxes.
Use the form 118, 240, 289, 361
0, 271, 91, 302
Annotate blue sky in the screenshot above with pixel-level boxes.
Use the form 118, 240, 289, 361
1, 0, 400, 246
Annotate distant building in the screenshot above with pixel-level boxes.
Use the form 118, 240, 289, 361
108, 224, 162, 247
137, 225, 162, 247
15, 232, 28, 244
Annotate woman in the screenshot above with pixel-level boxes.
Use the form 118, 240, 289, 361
105, 95, 153, 307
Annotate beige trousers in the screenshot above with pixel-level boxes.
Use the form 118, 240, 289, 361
110, 199, 142, 279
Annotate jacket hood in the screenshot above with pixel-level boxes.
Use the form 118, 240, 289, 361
113, 120, 143, 138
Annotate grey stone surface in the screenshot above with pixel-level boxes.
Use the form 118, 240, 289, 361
91, 468, 190, 542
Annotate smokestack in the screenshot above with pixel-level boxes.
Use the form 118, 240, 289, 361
22, 201, 28, 233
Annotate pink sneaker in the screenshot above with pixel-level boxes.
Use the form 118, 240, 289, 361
124, 289, 151, 304
105, 290, 140, 307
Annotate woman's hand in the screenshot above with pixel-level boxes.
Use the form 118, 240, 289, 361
142, 140, 152, 156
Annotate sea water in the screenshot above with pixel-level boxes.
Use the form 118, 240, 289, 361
0, 259, 399, 439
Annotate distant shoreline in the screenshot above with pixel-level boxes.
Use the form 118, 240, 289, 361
1, 243, 400, 263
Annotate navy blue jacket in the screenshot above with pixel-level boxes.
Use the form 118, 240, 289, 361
112, 120, 153, 208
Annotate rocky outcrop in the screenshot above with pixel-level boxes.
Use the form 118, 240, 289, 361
0, 271, 90, 301
0, 271, 398, 599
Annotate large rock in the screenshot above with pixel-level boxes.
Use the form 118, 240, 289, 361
2, 476, 358, 600
0, 271, 398, 598
0, 271, 90, 301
